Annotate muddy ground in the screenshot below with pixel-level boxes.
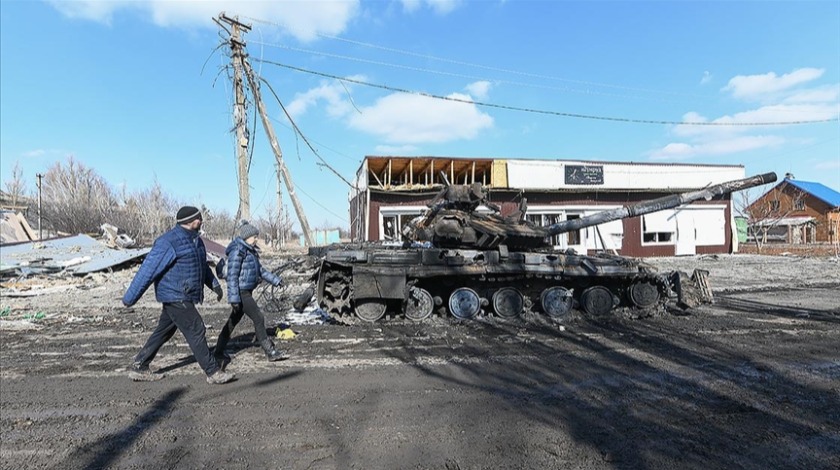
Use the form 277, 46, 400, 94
1, 253, 839, 469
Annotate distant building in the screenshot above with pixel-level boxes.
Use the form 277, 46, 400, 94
745, 175, 840, 244
349, 156, 749, 257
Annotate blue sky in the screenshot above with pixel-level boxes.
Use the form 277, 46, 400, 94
2, 0, 838, 230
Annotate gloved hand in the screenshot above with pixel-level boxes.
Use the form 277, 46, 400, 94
213, 285, 224, 302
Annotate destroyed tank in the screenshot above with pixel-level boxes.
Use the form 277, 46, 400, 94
307, 172, 777, 323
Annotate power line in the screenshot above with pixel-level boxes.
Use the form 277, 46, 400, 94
267, 113, 361, 163
249, 40, 685, 103
294, 183, 347, 220
257, 74, 356, 188
243, 15, 705, 100
255, 59, 839, 127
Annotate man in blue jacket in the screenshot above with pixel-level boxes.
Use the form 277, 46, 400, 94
123, 206, 235, 385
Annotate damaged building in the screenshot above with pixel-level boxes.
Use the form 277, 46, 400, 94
349, 156, 750, 257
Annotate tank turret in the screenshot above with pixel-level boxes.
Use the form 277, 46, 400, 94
404, 172, 777, 251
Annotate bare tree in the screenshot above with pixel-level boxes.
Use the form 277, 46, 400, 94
736, 186, 806, 253
201, 205, 236, 242
3, 161, 28, 208
41, 156, 115, 234
111, 179, 182, 244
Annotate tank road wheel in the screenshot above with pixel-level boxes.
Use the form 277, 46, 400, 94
449, 287, 480, 319
629, 281, 660, 309
581, 286, 614, 317
355, 299, 387, 322
405, 287, 434, 322
492, 287, 524, 319
540, 286, 573, 319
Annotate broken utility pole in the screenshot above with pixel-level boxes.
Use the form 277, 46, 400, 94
219, 12, 313, 246
275, 162, 285, 247
217, 14, 251, 221
217, 13, 313, 246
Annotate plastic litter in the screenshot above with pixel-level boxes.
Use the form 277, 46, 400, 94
276, 328, 297, 340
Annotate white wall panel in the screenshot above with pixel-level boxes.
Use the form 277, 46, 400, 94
689, 207, 727, 246
643, 210, 677, 232
505, 160, 745, 190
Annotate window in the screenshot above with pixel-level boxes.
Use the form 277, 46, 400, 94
795, 199, 805, 211
566, 214, 581, 245
382, 215, 399, 240
769, 200, 780, 212
643, 232, 673, 243
642, 210, 676, 245
526, 213, 566, 246
380, 208, 425, 241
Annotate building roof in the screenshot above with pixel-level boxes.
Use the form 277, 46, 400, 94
785, 178, 840, 208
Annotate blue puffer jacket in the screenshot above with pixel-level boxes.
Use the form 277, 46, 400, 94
225, 237, 281, 304
123, 225, 220, 306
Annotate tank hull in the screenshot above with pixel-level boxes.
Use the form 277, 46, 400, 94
312, 244, 679, 322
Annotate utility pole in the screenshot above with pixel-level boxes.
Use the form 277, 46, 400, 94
217, 13, 314, 246
218, 13, 251, 221
275, 163, 285, 247
36, 173, 43, 239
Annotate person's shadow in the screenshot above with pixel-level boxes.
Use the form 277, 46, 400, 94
156, 329, 274, 374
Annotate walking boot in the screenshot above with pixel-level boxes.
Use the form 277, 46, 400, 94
213, 353, 232, 371
128, 362, 165, 382
206, 370, 236, 385
260, 338, 290, 361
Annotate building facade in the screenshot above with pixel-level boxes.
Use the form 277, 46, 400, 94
350, 156, 748, 257
746, 176, 840, 244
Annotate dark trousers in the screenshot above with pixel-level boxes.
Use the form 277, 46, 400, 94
214, 290, 269, 356
134, 302, 218, 376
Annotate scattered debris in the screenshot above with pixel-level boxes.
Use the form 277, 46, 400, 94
0, 234, 151, 277
1, 285, 76, 297
275, 327, 297, 340
100, 223, 136, 248
284, 305, 331, 325
0, 211, 36, 244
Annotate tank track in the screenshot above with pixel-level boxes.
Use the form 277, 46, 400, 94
318, 267, 669, 323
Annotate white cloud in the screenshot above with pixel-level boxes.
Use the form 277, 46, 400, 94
465, 81, 491, 100
400, 0, 462, 14
650, 135, 785, 160
21, 149, 47, 158
700, 71, 712, 85
815, 160, 840, 170
47, 0, 130, 24
722, 68, 824, 101
656, 67, 838, 162
48, 0, 360, 41
782, 84, 840, 104
21, 149, 69, 158
672, 101, 839, 139
348, 92, 493, 144
287, 76, 364, 118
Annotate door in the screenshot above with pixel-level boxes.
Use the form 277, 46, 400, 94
675, 214, 696, 256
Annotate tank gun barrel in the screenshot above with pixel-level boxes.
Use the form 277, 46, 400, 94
543, 172, 777, 236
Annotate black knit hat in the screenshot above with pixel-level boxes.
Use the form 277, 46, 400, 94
176, 206, 202, 224
238, 220, 259, 239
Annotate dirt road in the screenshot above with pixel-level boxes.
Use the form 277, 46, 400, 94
1, 254, 839, 469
